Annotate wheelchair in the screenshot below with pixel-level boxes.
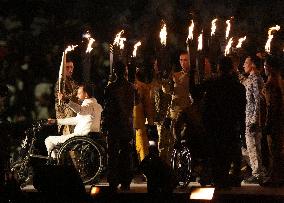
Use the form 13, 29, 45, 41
10, 120, 107, 187
55, 133, 107, 185
170, 139, 192, 188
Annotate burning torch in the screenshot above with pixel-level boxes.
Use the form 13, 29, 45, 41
58, 45, 78, 105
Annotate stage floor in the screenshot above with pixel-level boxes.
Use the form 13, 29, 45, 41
20, 181, 284, 203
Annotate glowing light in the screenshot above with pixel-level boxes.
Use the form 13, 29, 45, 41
224, 37, 233, 56
236, 36, 247, 48
190, 188, 215, 200
265, 25, 280, 53
132, 41, 141, 57
65, 45, 78, 54
113, 30, 126, 49
211, 18, 217, 36
83, 31, 95, 53
159, 21, 167, 46
90, 186, 101, 196
225, 19, 231, 39
187, 20, 194, 42
197, 31, 203, 51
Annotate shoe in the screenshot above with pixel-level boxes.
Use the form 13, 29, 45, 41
243, 176, 262, 184
120, 184, 130, 191
133, 174, 147, 183
109, 184, 118, 193
260, 177, 282, 187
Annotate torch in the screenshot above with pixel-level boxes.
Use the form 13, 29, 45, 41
110, 30, 126, 82
186, 20, 194, 69
225, 19, 231, 40
159, 21, 168, 77
236, 36, 246, 49
58, 45, 78, 105
132, 41, 142, 58
195, 31, 203, 84
265, 25, 280, 54
224, 37, 233, 56
82, 31, 95, 82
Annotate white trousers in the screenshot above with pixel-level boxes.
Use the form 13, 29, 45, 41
45, 134, 76, 158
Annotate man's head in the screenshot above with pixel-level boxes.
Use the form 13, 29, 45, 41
113, 61, 127, 78
243, 55, 261, 74
218, 56, 233, 74
179, 51, 190, 73
65, 61, 74, 78
264, 55, 280, 76
77, 84, 93, 101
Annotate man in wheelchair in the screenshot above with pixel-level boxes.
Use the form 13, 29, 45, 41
45, 83, 103, 158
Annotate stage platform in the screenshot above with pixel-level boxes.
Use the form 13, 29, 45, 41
14, 181, 284, 203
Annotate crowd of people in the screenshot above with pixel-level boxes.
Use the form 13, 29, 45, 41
1, 45, 284, 194
42, 47, 284, 191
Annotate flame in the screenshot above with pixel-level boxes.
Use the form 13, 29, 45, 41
159, 22, 167, 46
224, 37, 233, 56
83, 31, 95, 53
132, 41, 141, 57
82, 32, 91, 39
197, 31, 203, 51
225, 19, 231, 39
187, 20, 194, 42
113, 30, 126, 49
65, 45, 78, 54
211, 18, 217, 36
236, 36, 246, 48
265, 25, 280, 53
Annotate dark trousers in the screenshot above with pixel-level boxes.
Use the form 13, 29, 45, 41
107, 137, 133, 186
208, 131, 242, 187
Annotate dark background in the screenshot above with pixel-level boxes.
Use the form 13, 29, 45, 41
0, 0, 284, 124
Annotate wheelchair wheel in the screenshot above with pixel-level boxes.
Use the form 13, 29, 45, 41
11, 158, 32, 188
170, 146, 192, 188
57, 136, 106, 185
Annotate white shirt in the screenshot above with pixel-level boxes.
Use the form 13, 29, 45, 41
57, 98, 103, 136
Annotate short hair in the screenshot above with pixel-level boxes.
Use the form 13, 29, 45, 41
265, 55, 280, 71
113, 61, 126, 77
179, 50, 188, 56
248, 55, 261, 69
135, 68, 146, 82
81, 83, 94, 97
218, 56, 233, 73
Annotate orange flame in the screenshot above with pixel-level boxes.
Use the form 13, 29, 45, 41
265, 25, 280, 53
225, 19, 231, 39
159, 22, 167, 46
113, 30, 126, 49
224, 37, 233, 56
236, 36, 246, 48
187, 20, 194, 43
211, 18, 217, 36
132, 41, 141, 57
83, 31, 95, 53
197, 31, 203, 51
65, 45, 78, 54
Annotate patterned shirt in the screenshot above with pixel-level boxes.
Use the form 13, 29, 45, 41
244, 72, 264, 127
55, 77, 79, 134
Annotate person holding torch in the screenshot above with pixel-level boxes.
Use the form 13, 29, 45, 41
55, 57, 79, 135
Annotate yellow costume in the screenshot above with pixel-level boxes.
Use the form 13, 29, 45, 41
133, 80, 154, 161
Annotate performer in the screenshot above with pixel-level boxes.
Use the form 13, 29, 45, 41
203, 57, 246, 188
55, 59, 79, 135
101, 61, 136, 192
161, 50, 193, 163
46, 84, 102, 158
133, 68, 154, 162
242, 55, 266, 184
